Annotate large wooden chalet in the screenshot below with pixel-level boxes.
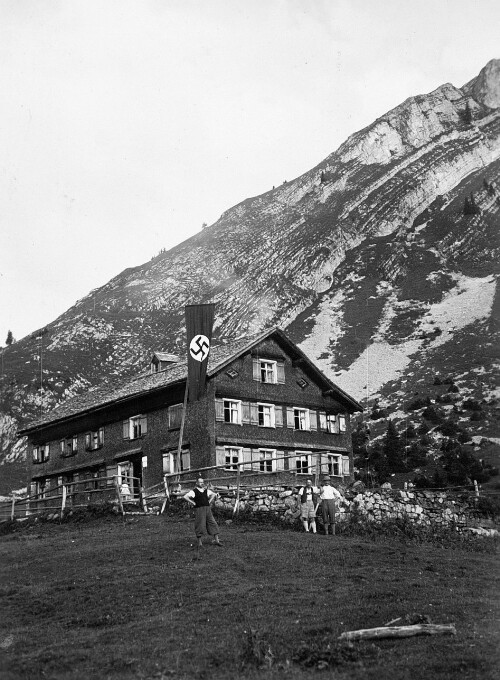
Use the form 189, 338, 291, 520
19, 328, 362, 497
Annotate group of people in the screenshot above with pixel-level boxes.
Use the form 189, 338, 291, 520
183, 475, 342, 547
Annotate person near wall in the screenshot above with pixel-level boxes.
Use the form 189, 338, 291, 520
183, 477, 223, 549
319, 476, 342, 535
298, 479, 320, 533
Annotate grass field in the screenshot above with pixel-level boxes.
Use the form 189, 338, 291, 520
0, 513, 499, 680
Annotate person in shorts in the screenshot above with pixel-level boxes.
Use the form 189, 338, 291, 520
183, 477, 222, 548
298, 479, 320, 533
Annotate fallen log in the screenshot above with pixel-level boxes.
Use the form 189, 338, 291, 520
339, 623, 456, 641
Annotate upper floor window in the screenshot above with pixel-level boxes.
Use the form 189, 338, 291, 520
224, 399, 241, 424
319, 412, 348, 434
252, 358, 285, 384
60, 435, 78, 457
168, 404, 183, 430
294, 408, 309, 430
258, 403, 275, 428
123, 416, 147, 440
85, 427, 104, 450
32, 444, 49, 464
163, 450, 190, 475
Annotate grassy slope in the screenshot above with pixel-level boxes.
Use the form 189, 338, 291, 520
0, 515, 498, 680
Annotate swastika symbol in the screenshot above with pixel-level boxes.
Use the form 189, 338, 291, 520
189, 334, 210, 362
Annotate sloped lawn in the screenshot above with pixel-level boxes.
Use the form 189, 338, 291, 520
0, 514, 498, 680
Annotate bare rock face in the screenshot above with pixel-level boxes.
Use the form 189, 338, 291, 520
1, 60, 500, 492
464, 59, 500, 109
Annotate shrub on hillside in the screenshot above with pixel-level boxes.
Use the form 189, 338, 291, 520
463, 399, 482, 411
407, 396, 431, 411
422, 406, 443, 424
470, 411, 486, 422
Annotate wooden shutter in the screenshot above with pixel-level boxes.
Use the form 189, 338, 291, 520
309, 410, 317, 431
277, 361, 285, 384
338, 415, 347, 432
60, 440, 65, 455
252, 358, 260, 381
85, 433, 91, 449
319, 412, 327, 431
242, 447, 252, 471
275, 405, 283, 427
275, 449, 284, 471
215, 398, 224, 421
98, 428, 104, 445
141, 416, 147, 435
286, 407, 295, 428
181, 450, 191, 471
44, 444, 50, 461
216, 446, 226, 468
123, 420, 130, 439
72, 435, 78, 452
250, 403, 259, 426
241, 401, 250, 424
331, 416, 340, 434
342, 456, 350, 476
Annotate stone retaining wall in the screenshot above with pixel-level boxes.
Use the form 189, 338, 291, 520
212, 487, 482, 527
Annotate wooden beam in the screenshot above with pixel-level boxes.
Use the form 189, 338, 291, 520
339, 624, 456, 641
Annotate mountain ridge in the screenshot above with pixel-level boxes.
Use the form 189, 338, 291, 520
1, 59, 499, 493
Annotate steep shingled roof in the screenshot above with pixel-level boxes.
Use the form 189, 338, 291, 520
19, 328, 362, 434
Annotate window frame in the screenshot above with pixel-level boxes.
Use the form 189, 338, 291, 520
223, 399, 242, 425
294, 407, 310, 431
295, 451, 311, 474
85, 427, 104, 451
258, 448, 277, 472
257, 402, 275, 428
32, 444, 49, 464
224, 446, 242, 471
260, 360, 277, 384
325, 453, 341, 477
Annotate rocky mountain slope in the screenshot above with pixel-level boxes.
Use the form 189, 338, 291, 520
1, 59, 499, 494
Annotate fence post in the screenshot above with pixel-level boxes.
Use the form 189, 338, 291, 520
60, 485, 67, 519
139, 486, 148, 513
233, 467, 241, 516
314, 453, 320, 487
114, 476, 125, 515
10, 497, 15, 520
160, 477, 170, 514
474, 480, 479, 498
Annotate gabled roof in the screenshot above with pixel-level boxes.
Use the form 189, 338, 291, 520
151, 352, 180, 363
18, 328, 362, 435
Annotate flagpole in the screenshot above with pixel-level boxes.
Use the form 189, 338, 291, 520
176, 380, 189, 471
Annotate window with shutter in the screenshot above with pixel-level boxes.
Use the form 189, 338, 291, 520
294, 408, 309, 430
250, 403, 259, 426
327, 415, 340, 434
260, 360, 277, 383
224, 446, 241, 470
215, 399, 225, 422
258, 403, 275, 427
223, 399, 241, 424
32, 446, 39, 463
168, 404, 183, 429
295, 452, 310, 474
342, 456, 350, 475
275, 405, 284, 427
241, 401, 251, 424
338, 415, 347, 432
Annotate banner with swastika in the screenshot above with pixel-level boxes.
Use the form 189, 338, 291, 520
185, 303, 215, 402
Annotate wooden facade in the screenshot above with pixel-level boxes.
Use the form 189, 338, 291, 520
19, 329, 362, 496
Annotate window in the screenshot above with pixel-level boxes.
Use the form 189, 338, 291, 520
224, 400, 241, 424
253, 358, 285, 384
295, 453, 311, 474
60, 435, 78, 457
123, 416, 147, 440
163, 450, 191, 474
258, 449, 276, 472
168, 404, 183, 430
326, 415, 339, 434
37, 479, 47, 498
294, 408, 309, 430
85, 427, 104, 450
32, 444, 49, 464
258, 403, 275, 428
338, 415, 347, 432
325, 454, 340, 477
224, 447, 241, 470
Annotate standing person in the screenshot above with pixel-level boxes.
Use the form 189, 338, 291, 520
298, 479, 320, 533
183, 477, 223, 549
319, 476, 342, 535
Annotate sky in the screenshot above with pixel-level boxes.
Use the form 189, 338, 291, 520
1, 0, 499, 344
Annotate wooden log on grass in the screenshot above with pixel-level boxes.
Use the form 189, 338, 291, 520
339, 623, 456, 641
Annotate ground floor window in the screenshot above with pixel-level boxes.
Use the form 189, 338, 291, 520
295, 452, 311, 474
224, 447, 241, 471
258, 449, 276, 472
